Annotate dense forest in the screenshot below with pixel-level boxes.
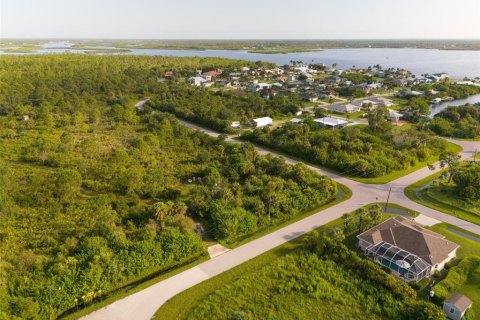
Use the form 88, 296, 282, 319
242, 121, 449, 178
184, 232, 444, 320
0, 55, 336, 319
429, 104, 480, 139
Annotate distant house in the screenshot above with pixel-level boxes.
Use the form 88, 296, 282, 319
230, 121, 241, 128
357, 216, 459, 282
331, 103, 361, 114
397, 90, 423, 98
391, 79, 408, 87
319, 90, 338, 98
163, 71, 174, 78
443, 293, 472, 320
389, 109, 403, 122
314, 117, 348, 129
290, 118, 302, 124
203, 69, 223, 78
201, 82, 214, 88
354, 97, 394, 110
302, 93, 319, 102
188, 76, 207, 86
250, 117, 273, 128
216, 80, 232, 87
135, 99, 149, 111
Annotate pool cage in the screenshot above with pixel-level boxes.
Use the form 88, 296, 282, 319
365, 241, 432, 282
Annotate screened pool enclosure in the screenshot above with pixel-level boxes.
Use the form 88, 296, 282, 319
365, 241, 431, 282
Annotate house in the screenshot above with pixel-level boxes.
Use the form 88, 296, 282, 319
290, 118, 302, 124
443, 293, 472, 320
135, 99, 149, 111
331, 103, 361, 114
188, 76, 207, 86
389, 109, 403, 122
391, 79, 408, 87
320, 90, 338, 98
163, 71, 174, 78
302, 93, 319, 102
396, 90, 424, 98
203, 69, 223, 78
354, 97, 393, 110
250, 117, 273, 128
201, 82, 214, 88
230, 121, 241, 129
216, 80, 231, 87
314, 117, 348, 129
357, 216, 459, 282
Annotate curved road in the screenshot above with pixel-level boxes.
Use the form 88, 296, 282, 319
82, 121, 479, 320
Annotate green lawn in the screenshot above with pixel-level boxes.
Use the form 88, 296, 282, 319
405, 168, 480, 225
154, 207, 416, 320
427, 223, 480, 317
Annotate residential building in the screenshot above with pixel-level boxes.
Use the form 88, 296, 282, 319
188, 76, 207, 86
290, 118, 302, 124
230, 121, 241, 129
250, 117, 273, 128
357, 216, 459, 282
331, 103, 361, 114
314, 117, 348, 129
443, 293, 472, 320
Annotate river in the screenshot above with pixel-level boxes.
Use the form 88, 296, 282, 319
1, 42, 480, 79
430, 93, 480, 116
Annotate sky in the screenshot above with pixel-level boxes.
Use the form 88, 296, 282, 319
1, 0, 479, 39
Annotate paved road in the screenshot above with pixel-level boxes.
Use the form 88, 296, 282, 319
83, 120, 479, 320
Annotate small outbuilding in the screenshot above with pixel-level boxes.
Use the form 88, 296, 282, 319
250, 117, 273, 128
443, 293, 472, 320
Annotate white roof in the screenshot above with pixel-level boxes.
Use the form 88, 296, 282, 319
332, 103, 361, 112
314, 117, 348, 127
252, 116, 273, 122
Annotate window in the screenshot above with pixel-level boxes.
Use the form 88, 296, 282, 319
450, 307, 455, 314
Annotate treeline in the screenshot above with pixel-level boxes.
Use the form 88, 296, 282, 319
242, 121, 448, 178
0, 55, 334, 319
453, 162, 480, 201
429, 104, 480, 139
151, 84, 303, 133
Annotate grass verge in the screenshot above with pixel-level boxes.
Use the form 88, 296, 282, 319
404, 169, 480, 225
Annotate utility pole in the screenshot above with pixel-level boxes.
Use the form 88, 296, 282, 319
384, 186, 392, 213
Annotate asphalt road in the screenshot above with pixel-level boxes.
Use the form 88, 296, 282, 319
82, 120, 479, 320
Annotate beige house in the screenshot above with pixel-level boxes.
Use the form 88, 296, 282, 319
357, 216, 459, 282
443, 293, 472, 320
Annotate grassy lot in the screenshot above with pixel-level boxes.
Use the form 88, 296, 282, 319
405, 168, 480, 225
427, 223, 480, 317
154, 207, 415, 320
59, 182, 351, 319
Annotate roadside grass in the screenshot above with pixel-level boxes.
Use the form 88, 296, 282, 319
427, 223, 480, 316
427, 223, 480, 258
154, 207, 399, 320
60, 182, 352, 318
404, 168, 480, 226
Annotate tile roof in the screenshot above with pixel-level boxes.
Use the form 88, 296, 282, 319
357, 216, 459, 265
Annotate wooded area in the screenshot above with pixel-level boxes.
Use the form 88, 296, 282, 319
0, 55, 335, 319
